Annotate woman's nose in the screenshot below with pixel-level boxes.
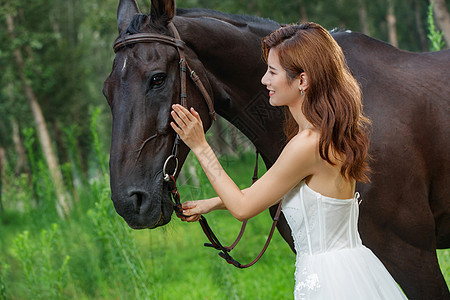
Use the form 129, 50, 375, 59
261, 71, 269, 85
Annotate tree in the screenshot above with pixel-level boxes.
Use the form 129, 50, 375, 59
431, 0, 450, 47
5, 13, 71, 217
386, 0, 399, 47
358, 0, 370, 35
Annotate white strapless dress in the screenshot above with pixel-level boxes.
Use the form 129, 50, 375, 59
282, 181, 408, 299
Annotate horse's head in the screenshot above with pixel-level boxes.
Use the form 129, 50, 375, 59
103, 0, 214, 229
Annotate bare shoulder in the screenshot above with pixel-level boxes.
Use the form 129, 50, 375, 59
246, 128, 322, 213
272, 128, 322, 179
282, 128, 320, 159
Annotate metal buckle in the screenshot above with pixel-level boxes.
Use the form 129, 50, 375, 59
163, 154, 178, 182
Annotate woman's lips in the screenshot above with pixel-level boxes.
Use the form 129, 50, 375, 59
269, 91, 275, 96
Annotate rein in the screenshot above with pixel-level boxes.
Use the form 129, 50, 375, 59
113, 22, 281, 268
199, 150, 282, 269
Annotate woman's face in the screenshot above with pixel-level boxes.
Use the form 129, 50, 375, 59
261, 48, 301, 107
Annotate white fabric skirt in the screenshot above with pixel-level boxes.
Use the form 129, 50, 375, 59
294, 246, 408, 300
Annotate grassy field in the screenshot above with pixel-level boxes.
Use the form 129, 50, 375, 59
0, 138, 448, 299
0, 149, 297, 299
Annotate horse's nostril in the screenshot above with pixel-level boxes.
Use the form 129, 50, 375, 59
134, 193, 144, 214
130, 190, 151, 215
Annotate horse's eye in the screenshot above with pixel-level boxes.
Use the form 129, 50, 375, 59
151, 73, 166, 87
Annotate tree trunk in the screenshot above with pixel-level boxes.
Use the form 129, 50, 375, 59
432, 0, 450, 47
358, 0, 370, 35
12, 119, 28, 176
6, 14, 71, 218
299, 1, 308, 23
386, 0, 399, 47
415, 0, 428, 51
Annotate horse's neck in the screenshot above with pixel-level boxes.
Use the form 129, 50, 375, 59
176, 15, 284, 165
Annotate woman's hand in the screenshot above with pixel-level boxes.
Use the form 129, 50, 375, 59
178, 200, 217, 222
170, 104, 208, 152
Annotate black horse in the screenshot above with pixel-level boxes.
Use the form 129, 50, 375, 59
103, 0, 450, 298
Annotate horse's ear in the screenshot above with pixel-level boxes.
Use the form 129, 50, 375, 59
150, 0, 176, 25
117, 0, 141, 34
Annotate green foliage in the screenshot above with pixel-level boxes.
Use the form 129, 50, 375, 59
13, 224, 70, 299
22, 128, 59, 220
90, 107, 109, 177
87, 177, 153, 299
0, 263, 9, 300
427, 2, 446, 51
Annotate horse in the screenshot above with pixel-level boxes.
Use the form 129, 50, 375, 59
102, 0, 450, 298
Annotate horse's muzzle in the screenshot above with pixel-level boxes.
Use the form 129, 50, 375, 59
112, 189, 172, 229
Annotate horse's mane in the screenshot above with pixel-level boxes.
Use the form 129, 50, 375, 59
177, 8, 279, 28
125, 8, 279, 36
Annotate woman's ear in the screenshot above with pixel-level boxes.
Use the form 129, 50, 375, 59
298, 72, 309, 92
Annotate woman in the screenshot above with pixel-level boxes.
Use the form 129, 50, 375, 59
171, 22, 407, 299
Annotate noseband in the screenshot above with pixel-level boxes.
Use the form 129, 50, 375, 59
113, 22, 281, 268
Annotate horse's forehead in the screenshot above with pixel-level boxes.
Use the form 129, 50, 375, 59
138, 41, 177, 58
122, 43, 178, 68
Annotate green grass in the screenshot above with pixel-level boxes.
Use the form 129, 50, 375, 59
438, 249, 450, 285
0, 149, 295, 299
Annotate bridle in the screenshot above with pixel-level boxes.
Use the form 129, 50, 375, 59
114, 22, 216, 120
113, 21, 282, 268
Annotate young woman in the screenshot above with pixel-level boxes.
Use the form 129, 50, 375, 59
171, 22, 407, 299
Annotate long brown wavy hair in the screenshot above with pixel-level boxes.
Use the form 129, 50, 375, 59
262, 22, 372, 183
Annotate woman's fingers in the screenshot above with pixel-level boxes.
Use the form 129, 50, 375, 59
182, 201, 196, 209
170, 121, 182, 135
172, 104, 194, 123
171, 110, 186, 128
190, 107, 202, 122
170, 105, 199, 136
184, 215, 201, 222
171, 105, 204, 131
182, 206, 198, 216
171, 104, 207, 152
178, 212, 201, 222
176, 200, 203, 222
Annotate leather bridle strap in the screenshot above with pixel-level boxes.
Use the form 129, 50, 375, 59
113, 33, 185, 51
113, 22, 216, 121
200, 202, 282, 268
167, 23, 216, 120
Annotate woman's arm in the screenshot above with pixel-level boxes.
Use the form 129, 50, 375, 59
171, 104, 319, 221
180, 188, 255, 222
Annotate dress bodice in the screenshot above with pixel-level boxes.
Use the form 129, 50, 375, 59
282, 181, 408, 299
282, 181, 362, 257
